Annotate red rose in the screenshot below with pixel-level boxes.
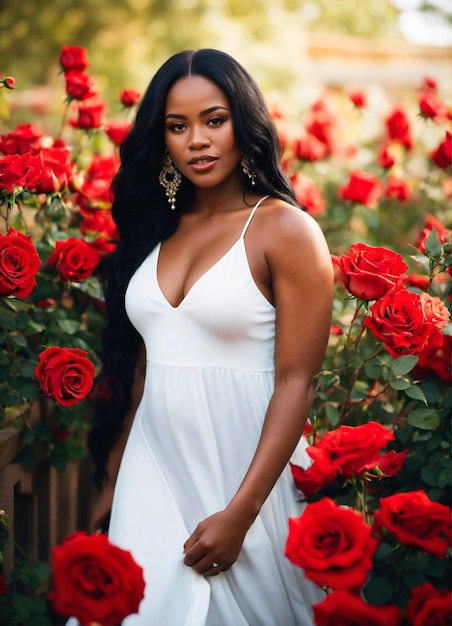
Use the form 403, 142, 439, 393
0, 153, 41, 194
385, 105, 412, 150
80, 208, 118, 240
364, 289, 434, 357
1, 76, 15, 89
336, 243, 407, 301
0, 123, 45, 155
73, 99, 105, 129
384, 176, 411, 201
420, 292, 450, 328
290, 174, 325, 216
406, 583, 452, 626
59, 45, 89, 72
64, 70, 97, 101
290, 457, 338, 497
376, 448, 408, 477
76, 178, 113, 211
313, 590, 400, 625
31, 147, 75, 193
374, 490, 451, 559
120, 88, 141, 107
416, 333, 452, 382
285, 497, 378, 590
36, 298, 57, 308
430, 130, 452, 169
349, 91, 367, 108
309, 421, 394, 479
405, 273, 430, 290
0, 228, 40, 298
293, 133, 327, 161
0, 574, 6, 595
378, 144, 396, 169
47, 237, 100, 282
304, 97, 337, 154
104, 120, 132, 146
420, 76, 437, 92
34, 347, 95, 407
86, 153, 120, 181
415, 215, 450, 253
338, 170, 381, 208
88, 236, 117, 258
418, 91, 448, 120
48, 531, 145, 625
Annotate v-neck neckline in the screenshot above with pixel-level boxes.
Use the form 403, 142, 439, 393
155, 195, 269, 309
155, 238, 242, 309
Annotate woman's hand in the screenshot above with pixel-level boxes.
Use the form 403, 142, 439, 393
183, 505, 254, 577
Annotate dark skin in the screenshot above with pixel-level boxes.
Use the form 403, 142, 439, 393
94, 75, 334, 577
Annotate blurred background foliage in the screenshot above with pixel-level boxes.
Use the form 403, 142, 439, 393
1, 0, 450, 109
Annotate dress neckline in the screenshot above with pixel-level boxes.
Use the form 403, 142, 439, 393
156, 195, 270, 309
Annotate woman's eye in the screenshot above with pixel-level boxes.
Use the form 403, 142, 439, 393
208, 116, 226, 126
167, 123, 185, 132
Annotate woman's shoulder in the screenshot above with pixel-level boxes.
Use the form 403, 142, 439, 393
257, 196, 328, 253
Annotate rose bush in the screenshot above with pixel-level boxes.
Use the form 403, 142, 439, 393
0, 46, 450, 624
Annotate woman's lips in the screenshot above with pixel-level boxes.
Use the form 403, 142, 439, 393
188, 157, 218, 172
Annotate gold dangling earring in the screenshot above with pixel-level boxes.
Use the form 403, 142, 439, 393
241, 155, 256, 186
159, 150, 181, 210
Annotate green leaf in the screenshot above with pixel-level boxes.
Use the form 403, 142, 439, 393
30, 561, 51, 580
11, 592, 34, 617
363, 576, 394, 605
404, 569, 426, 588
405, 385, 427, 404
10, 335, 28, 348
65, 437, 87, 460
0, 390, 18, 407
395, 426, 413, 445
19, 362, 37, 377
56, 318, 80, 334
25, 320, 46, 333
375, 541, 394, 564
18, 383, 39, 401
0, 312, 16, 331
15, 311, 31, 330
407, 409, 440, 431
425, 227, 442, 258
438, 471, 451, 488
421, 465, 440, 487
390, 354, 418, 376
364, 359, 383, 380
325, 404, 340, 425
389, 376, 411, 390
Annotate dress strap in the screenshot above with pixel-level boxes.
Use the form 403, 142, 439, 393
240, 195, 270, 239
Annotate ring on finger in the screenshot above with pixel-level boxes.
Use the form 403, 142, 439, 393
212, 562, 219, 568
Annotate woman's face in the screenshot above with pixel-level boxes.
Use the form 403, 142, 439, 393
164, 75, 242, 189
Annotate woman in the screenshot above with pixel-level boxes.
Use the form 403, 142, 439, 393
90, 48, 334, 625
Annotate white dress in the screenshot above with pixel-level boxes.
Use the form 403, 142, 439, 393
109, 196, 322, 626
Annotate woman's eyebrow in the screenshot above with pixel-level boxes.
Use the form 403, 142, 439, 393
165, 105, 229, 120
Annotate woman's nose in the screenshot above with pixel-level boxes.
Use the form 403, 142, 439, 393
188, 126, 210, 149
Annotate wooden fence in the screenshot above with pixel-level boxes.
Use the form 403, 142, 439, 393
0, 426, 94, 581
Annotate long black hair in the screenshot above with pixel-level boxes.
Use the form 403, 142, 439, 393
88, 48, 299, 487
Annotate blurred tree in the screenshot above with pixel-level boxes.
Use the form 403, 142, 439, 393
1, 0, 405, 96
282, 0, 401, 38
